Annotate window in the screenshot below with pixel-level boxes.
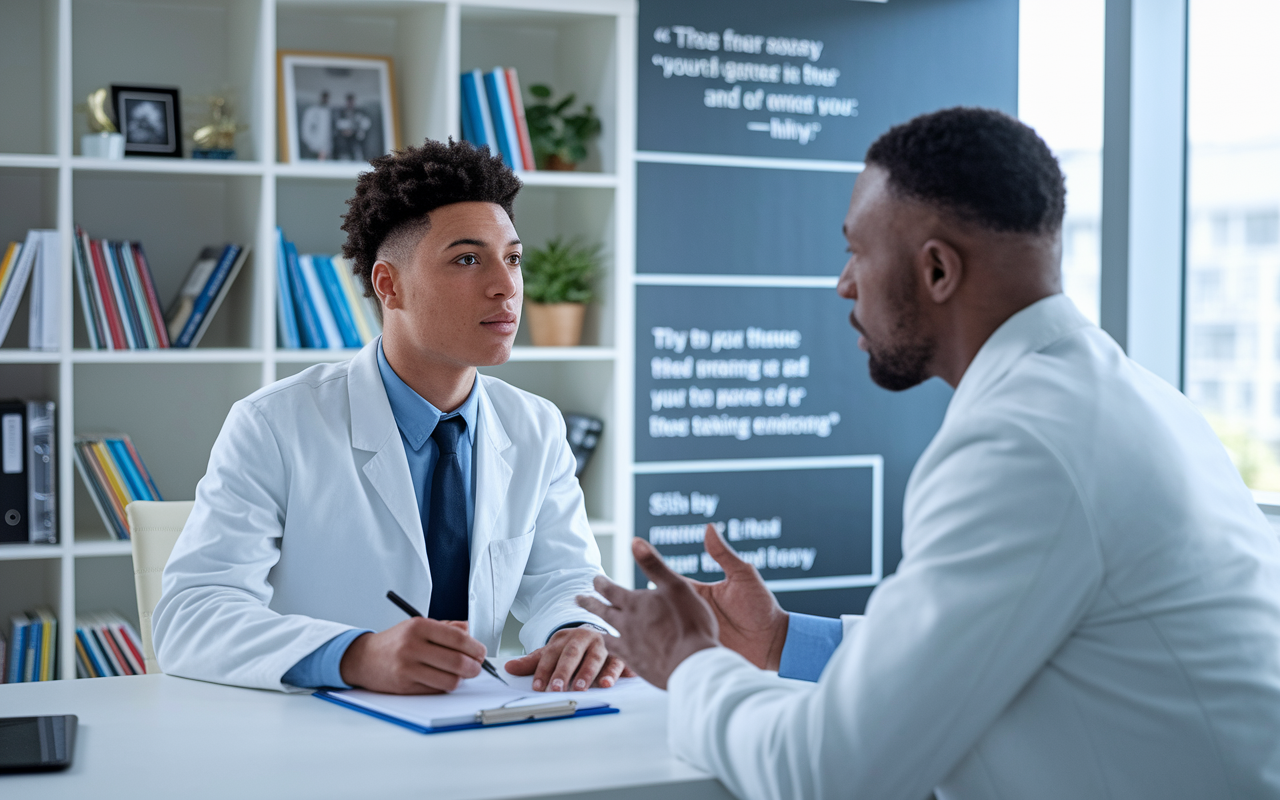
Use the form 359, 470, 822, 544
1245, 210, 1279, 247
1192, 325, 1237, 360
1019, 0, 1104, 325
1184, 0, 1280, 491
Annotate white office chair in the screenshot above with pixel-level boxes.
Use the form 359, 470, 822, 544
125, 500, 194, 675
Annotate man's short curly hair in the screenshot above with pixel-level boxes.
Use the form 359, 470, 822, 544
341, 138, 522, 297
866, 107, 1065, 235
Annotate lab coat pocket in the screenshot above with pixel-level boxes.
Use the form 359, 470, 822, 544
489, 529, 536, 631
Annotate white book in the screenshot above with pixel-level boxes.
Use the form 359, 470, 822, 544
28, 230, 60, 350
0, 231, 40, 346
298, 255, 343, 350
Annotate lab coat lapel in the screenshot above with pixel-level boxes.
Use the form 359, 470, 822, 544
470, 377, 513, 580
347, 341, 431, 578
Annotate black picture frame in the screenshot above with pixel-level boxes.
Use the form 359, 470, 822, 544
111, 85, 183, 158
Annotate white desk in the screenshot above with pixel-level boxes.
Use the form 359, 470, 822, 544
0, 673, 733, 800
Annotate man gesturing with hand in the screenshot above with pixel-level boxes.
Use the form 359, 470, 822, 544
580, 109, 1280, 800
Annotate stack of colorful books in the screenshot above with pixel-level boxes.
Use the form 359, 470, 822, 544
75, 613, 147, 678
4, 608, 58, 683
275, 228, 382, 350
460, 67, 536, 171
73, 225, 169, 350
72, 434, 162, 540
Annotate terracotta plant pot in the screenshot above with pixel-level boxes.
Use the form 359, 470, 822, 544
544, 154, 577, 171
525, 302, 586, 346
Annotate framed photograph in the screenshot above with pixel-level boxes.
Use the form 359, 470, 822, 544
278, 51, 400, 163
111, 85, 183, 158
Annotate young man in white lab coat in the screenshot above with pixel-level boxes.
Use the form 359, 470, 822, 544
580, 108, 1280, 799
154, 140, 627, 694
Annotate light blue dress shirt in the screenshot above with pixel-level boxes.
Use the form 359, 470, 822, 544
282, 340, 479, 688
777, 613, 844, 682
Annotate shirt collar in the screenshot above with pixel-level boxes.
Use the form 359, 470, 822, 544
377, 338, 479, 452
946, 293, 1091, 420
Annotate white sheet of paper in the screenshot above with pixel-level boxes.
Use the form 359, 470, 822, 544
328, 670, 650, 729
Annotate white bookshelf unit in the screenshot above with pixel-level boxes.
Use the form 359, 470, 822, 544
0, 0, 638, 680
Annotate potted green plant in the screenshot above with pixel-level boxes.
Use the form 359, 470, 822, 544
521, 237, 603, 346
524, 84, 603, 171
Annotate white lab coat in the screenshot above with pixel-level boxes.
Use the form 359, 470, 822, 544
668, 294, 1280, 800
153, 342, 607, 692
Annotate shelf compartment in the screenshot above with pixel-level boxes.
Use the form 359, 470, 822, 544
514, 184, 616, 348
479, 359, 615, 522
70, 0, 263, 161
0, 168, 59, 351
461, 6, 618, 174
71, 361, 260, 538
0, 0, 58, 155
75, 554, 141, 631
71, 170, 262, 349
276, 1, 452, 159
0, 558, 63, 678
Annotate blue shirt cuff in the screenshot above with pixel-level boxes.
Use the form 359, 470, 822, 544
777, 613, 843, 682
281, 628, 371, 689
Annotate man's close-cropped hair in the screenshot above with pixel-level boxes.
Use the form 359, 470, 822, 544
865, 107, 1065, 236
341, 138, 522, 297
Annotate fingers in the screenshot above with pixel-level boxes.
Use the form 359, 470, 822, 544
632, 537, 684, 588
503, 651, 539, 675
592, 575, 630, 606
532, 645, 560, 692
569, 638, 608, 691
595, 654, 626, 688
703, 524, 751, 575
546, 635, 588, 692
576, 594, 617, 624
406, 660, 474, 694
414, 640, 483, 681
620, 664, 637, 677
445, 620, 470, 632
417, 618, 488, 662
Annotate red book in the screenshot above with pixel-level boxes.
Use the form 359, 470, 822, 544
110, 624, 145, 675
97, 622, 133, 675
89, 239, 127, 349
116, 624, 147, 675
131, 243, 170, 347
506, 68, 536, 171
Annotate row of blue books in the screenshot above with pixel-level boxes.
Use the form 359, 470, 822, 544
75, 613, 147, 678
275, 228, 382, 350
461, 67, 536, 172
5, 609, 57, 683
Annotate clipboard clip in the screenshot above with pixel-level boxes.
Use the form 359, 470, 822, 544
479, 701, 578, 726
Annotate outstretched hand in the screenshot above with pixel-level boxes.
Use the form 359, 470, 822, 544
576, 538, 719, 690
689, 524, 790, 670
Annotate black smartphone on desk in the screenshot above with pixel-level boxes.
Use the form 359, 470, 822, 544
0, 715, 77, 773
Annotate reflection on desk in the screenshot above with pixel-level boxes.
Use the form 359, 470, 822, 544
0, 670, 732, 800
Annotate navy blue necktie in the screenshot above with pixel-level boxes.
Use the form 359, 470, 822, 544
426, 416, 469, 621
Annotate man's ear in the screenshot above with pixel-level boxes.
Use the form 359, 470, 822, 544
917, 238, 963, 304
371, 259, 399, 312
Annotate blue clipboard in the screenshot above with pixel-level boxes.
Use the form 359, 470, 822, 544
314, 690, 620, 735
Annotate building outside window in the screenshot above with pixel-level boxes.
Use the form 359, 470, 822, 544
1019, 0, 1104, 325
1184, 0, 1280, 492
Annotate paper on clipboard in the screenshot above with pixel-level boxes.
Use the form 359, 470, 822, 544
323, 671, 644, 730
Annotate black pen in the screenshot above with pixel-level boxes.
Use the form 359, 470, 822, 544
386, 590, 508, 686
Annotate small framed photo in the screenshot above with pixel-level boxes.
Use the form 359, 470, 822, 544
111, 85, 182, 158
278, 51, 400, 163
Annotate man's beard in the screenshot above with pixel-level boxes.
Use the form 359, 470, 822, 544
867, 334, 934, 391
862, 268, 935, 392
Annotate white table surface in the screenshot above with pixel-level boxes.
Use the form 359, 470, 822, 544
0, 671, 733, 800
